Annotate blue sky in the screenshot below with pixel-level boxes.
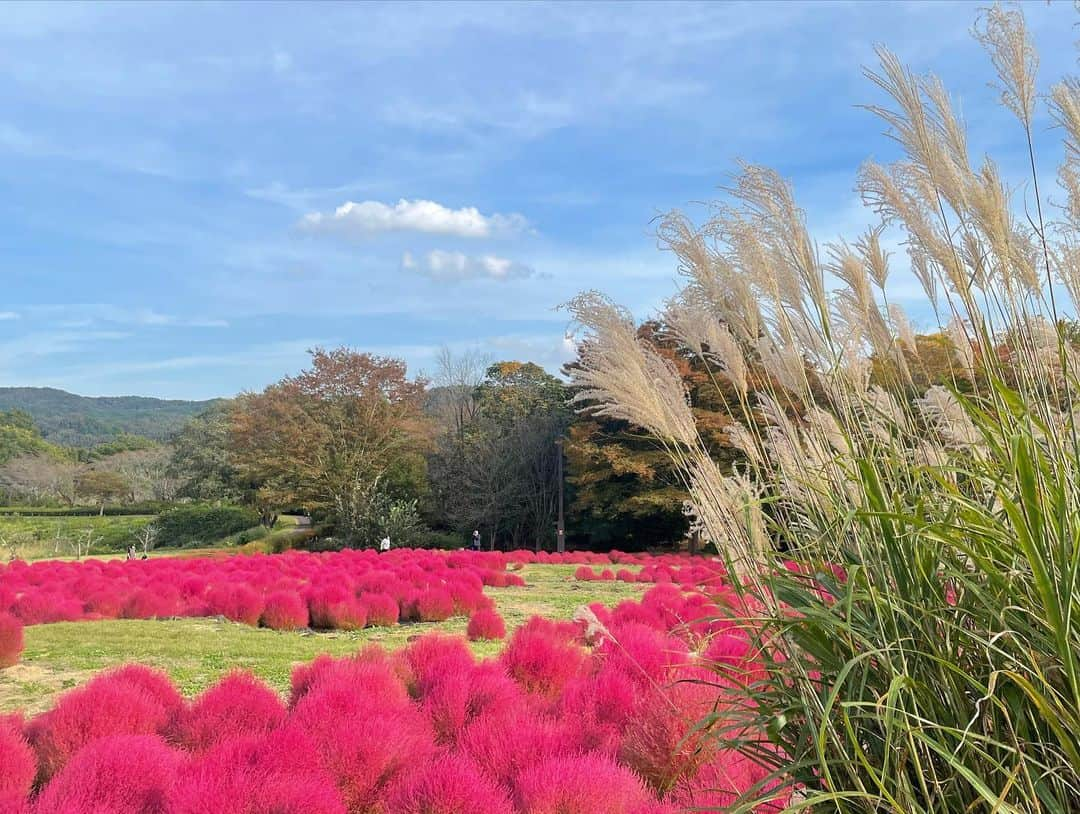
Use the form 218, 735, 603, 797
1, 1, 1075, 399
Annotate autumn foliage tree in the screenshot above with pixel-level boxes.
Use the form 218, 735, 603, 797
229, 348, 430, 545
74, 470, 131, 515
565, 321, 743, 551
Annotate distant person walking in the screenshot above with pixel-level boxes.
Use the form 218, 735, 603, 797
379, 535, 391, 552
471, 530, 481, 551
126, 544, 137, 561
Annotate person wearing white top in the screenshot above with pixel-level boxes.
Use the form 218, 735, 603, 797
379, 536, 391, 552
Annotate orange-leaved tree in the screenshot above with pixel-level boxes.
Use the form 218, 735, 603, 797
229, 348, 431, 543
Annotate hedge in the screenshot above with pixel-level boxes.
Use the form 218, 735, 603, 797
155, 505, 261, 548
0, 503, 169, 517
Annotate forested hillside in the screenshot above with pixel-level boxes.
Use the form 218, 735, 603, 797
0, 410, 62, 466
0, 388, 217, 446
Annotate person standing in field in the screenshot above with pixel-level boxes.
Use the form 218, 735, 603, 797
126, 544, 137, 561
379, 535, 391, 552
471, 529, 481, 551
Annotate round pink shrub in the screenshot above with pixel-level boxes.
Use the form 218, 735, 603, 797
207, 584, 264, 626
84, 589, 124, 618
599, 623, 689, 687
360, 593, 399, 627
415, 588, 455, 622
33, 734, 180, 814
14, 593, 78, 625
399, 634, 475, 697
260, 591, 309, 630
574, 566, 596, 581
385, 754, 514, 814
170, 670, 286, 752
169, 728, 346, 814
500, 617, 588, 700
27, 665, 181, 781
290, 653, 411, 717
466, 609, 506, 641
560, 667, 641, 753
309, 589, 367, 630
0, 614, 23, 668
420, 662, 522, 746
109, 663, 185, 712
618, 681, 720, 794
0, 717, 34, 800
460, 708, 581, 788
304, 706, 436, 811
122, 586, 179, 619
515, 753, 654, 814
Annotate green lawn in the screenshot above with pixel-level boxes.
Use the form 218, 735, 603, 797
0, 514, 156, 561
0, 563, 643, 714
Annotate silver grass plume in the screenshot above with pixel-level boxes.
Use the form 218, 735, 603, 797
665, 297, 748, 396
755, 334, 809, 400
889, 304, 918, 356
974, 5, 1038, 128
567, 292, 698, 446
947, 318, 978, 381
863, 385, 911, 443
856, 226, 892, 291
724, 421, 762, 467
1051, 79, 1080, 229
805, 406, 851, 457
685, 450, 767, 577
916, 385, 983, 450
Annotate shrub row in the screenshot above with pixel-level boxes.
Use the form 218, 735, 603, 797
0, 503, 168, 517
0, 548, 525, 632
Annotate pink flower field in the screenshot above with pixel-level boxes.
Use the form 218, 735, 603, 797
0, 549, 786, 813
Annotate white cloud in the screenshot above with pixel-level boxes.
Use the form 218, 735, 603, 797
0, 311, 20, 321
299, 198, 528, 239
402, 250, 536, 282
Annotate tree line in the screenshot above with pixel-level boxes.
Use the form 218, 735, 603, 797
1, 320, 1029, 551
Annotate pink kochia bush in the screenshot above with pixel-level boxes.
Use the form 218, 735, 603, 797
0, 556, 789, 813
0, 716, 34, 805
0, 614, 23, 668
386, 754, 515, 814
516, 753, 653, 813
168, 670, 286, 752
26, 664, 182, 782
0, 548, 525, 633
260, 590, 309, 630
32, 734, 180, 814
467, 608, 506, 641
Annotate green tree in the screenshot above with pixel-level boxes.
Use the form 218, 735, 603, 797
168, 402, 245, 502
428, 360, 571, 550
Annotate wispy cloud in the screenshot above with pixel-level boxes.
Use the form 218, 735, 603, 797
0, 329, 132, 361
299, 199, 529, 239
0, 312, 20, 321
402, 250, 537, 283
22, 305, 228, 329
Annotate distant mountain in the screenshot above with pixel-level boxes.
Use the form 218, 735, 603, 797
0, 387, 219, 447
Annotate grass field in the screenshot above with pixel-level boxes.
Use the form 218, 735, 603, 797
0, 563, 643, 714
0, 513, 155, 561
